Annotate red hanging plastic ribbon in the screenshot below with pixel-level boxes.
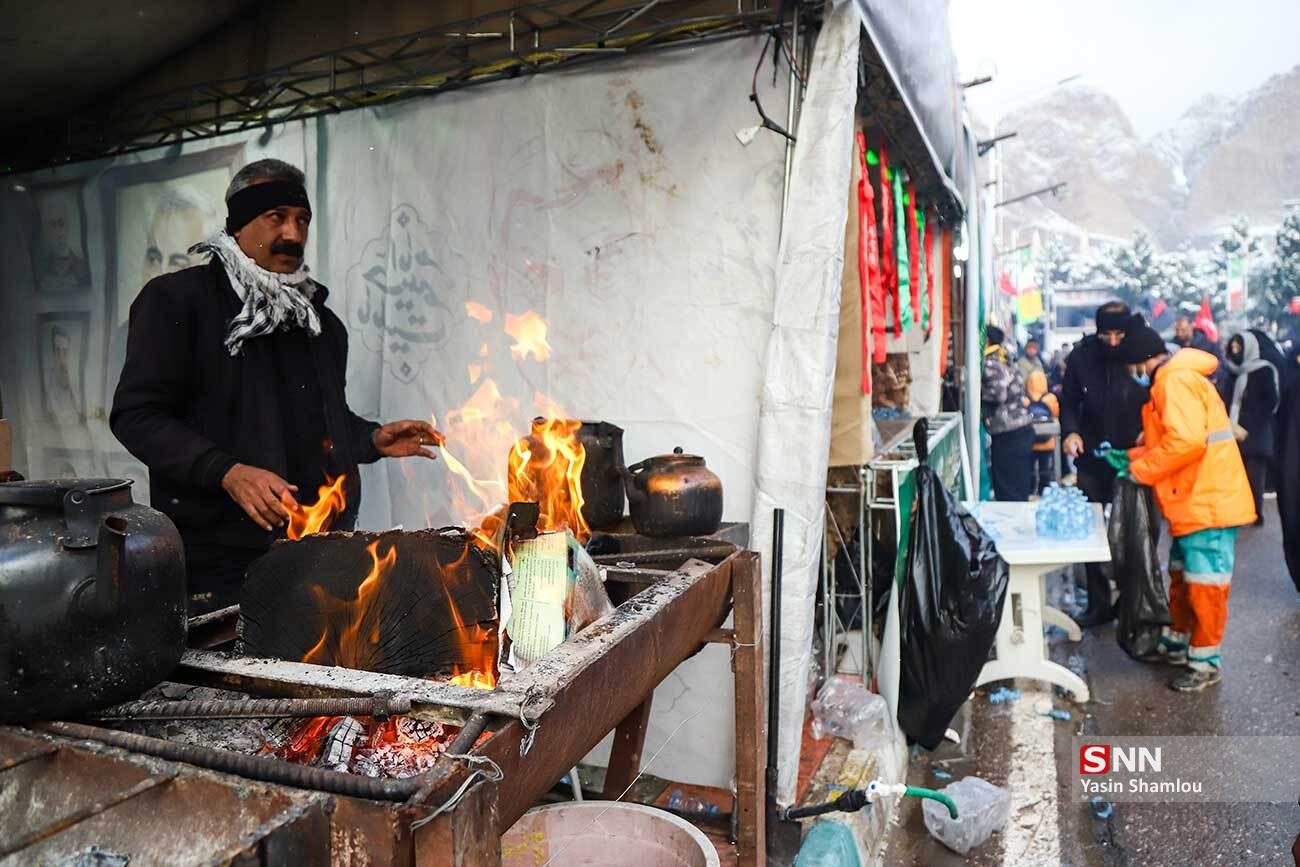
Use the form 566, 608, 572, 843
924, 207, 935, 337
860, 137, 887, 367
907, 180, 921, 326
939, 226, 952, 377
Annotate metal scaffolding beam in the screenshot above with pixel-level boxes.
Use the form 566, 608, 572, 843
2, 0, 782, 175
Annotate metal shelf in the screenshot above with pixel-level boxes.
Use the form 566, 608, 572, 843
2, 0, 786, 174
820, 412, 970, 686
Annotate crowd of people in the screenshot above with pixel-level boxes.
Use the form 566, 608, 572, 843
980, 302, 1300, 691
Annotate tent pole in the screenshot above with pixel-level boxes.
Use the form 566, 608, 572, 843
779, 5, 800, 224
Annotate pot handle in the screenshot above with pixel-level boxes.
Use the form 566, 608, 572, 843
80, 515, 127, 620
623, 460, 648, 505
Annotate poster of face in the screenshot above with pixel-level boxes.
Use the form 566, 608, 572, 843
38, 311, 89, 423
98, 144, 243, 404
110, 167, 233, 327
30, 182, 91, 294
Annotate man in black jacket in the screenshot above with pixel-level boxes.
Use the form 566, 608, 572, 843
1060, 302, 1150, 625
111, 158, 442, 613
1174, 313, 1223, 386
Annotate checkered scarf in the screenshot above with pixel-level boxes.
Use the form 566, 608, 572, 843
190, 232, 321, 356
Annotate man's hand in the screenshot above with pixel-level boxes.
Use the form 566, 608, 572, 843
374, 419, 445, 460
1063, 433, 1084, 458
221, 463, 298, 531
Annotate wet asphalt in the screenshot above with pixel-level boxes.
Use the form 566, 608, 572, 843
885, 502, 1300, 866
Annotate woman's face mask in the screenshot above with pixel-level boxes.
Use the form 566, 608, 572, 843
1132, 371, 1151, 387
1228, 340, 1244, 366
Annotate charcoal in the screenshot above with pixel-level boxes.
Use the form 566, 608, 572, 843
352, 717, 453, 779
239, 527, 500, 678
60, 847, 130, 867
318, 716, 365, 772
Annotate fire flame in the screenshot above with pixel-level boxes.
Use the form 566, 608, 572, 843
287, 304, 586, 697
509, 418, 589, 542
286, 474, 347, 540
449, 670, 496, 689
504, 310, 551, 361
303, 538, 394, 669
465, 301, 493, 323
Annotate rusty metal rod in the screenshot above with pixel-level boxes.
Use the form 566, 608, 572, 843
39, 721, 428, 802
0, 771, 177, 857
87, 693, 413, 722
0, 743, 58, 772
406, 711, 491, 806
590, 544, 735, 565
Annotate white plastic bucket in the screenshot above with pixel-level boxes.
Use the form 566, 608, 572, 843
501, 801, 720, 867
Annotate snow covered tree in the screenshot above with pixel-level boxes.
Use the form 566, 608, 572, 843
1102, 230, 1162, 307
1156, 247, 1214, 315
1036, 237, 1074, 291
1264, 208, 1300, 327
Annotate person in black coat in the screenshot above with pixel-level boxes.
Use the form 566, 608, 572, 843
1059, 302, 1151, 626
111, 158, 443, 613
1220, 331, 1280, 527
1276, 337, 1300, 594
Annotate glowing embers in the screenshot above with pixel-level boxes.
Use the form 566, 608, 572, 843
265, 714, 461, 779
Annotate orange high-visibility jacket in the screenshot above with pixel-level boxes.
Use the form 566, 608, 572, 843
1128, 348, 1256, 537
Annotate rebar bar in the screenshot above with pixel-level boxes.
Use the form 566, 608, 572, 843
87, 693, 413, 722
39, 721, 426, 801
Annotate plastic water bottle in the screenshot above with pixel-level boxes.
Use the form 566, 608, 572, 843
1036, 484, 1094, 540
667, 789, 721, 815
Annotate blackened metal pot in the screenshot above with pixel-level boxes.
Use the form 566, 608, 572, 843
0, 478, 187, 721
624, 448, 724, 537
577, 421, 626, 530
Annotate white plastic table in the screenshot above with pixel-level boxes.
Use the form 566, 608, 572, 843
966, 501, 1110, 703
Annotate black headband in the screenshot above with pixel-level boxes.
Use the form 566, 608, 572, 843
225, 180, 312, 234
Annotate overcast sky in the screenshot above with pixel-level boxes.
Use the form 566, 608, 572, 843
949, 0, 1300, 138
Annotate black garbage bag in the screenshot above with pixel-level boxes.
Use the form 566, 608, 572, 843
898, 420, 1009, 750
1108, 477, 1171, 658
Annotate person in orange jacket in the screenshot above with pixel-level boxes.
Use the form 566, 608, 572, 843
1106, 322, 1256, 691
1024, 369, 1060, 493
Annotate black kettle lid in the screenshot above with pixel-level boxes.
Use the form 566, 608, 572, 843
0, 478, 131, 507
650, 447, 705, 465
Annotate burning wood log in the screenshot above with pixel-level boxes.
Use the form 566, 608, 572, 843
238, 528, 500, 682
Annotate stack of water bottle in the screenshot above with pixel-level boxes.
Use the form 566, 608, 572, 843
1035, 482, 1095, 540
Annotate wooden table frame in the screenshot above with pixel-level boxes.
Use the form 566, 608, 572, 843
416, 550, 768, 866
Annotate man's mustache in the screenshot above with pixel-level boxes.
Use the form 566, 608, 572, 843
271, 241, 304, 258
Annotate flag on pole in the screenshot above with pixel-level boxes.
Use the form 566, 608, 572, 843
1194, 295, 1219, 344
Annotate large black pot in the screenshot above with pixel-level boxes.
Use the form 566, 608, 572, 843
0, 478, 187, 721
624, 448, 724, 537
577, 421, 626, 530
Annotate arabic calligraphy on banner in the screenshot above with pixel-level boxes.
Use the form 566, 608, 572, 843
345, 203, 471, 383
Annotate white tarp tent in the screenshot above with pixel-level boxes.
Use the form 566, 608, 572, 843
0, 0, 955, 805
0, 33, 793, 791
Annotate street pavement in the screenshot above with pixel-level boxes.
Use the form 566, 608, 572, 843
885, 502, 1300, 866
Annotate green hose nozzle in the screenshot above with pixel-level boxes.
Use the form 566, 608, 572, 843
904, 785, 959, 819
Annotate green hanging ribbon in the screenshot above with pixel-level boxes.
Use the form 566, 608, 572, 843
893, 170, 911, 332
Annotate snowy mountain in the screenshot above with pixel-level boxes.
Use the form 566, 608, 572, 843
1150, 93, 1239, 196
996, 84, 1183, 247
1181, 65, 1300, 241
994, 65, 1300, 248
